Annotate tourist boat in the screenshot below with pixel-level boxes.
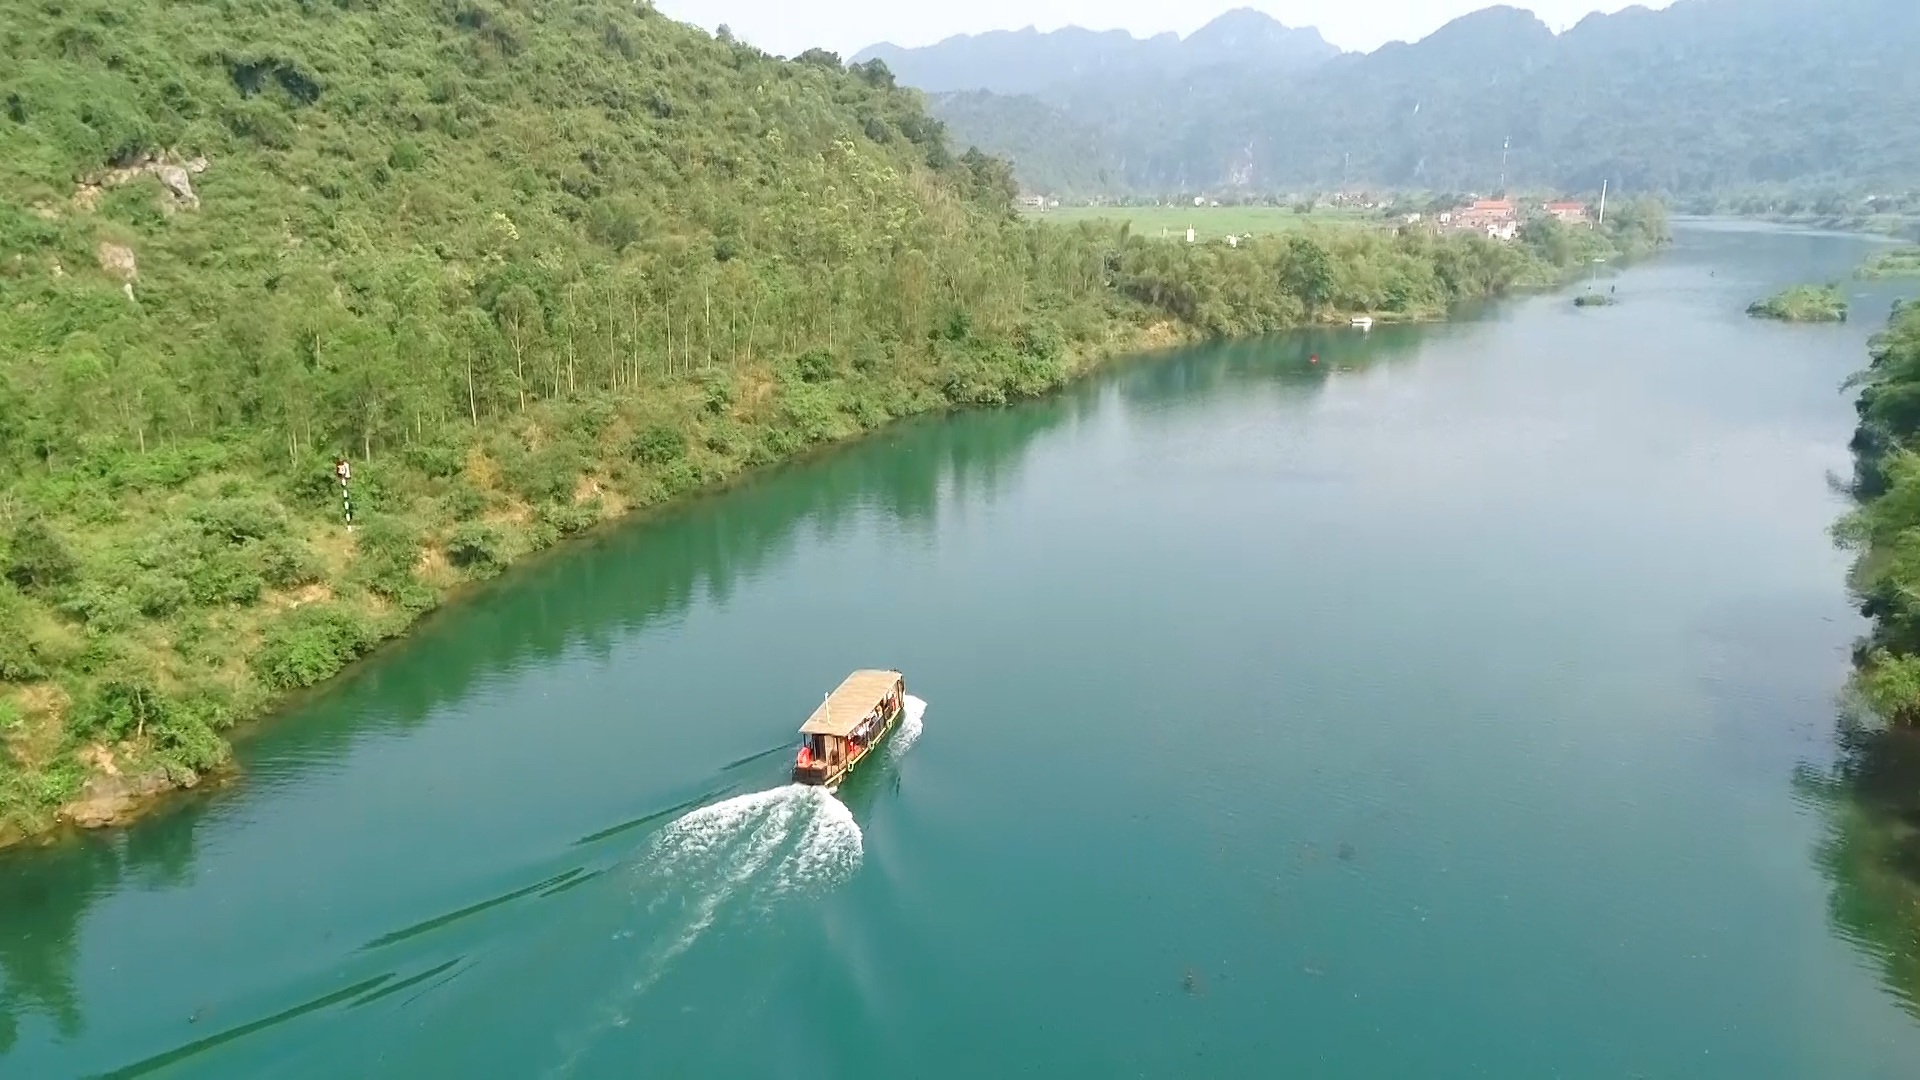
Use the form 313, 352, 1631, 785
792, 670, 907, 787
1351, 315, 1375, 331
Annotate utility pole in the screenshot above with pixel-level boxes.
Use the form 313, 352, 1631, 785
1597, 179, 1609, 227
1498, 136, 1510, 194
335, 456, 354, 531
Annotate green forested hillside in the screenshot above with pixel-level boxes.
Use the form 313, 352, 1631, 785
0, 0, 1628, 844
929, 91, 1122, 199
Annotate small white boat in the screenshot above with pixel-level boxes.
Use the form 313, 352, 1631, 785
1351, 316, 1375, 331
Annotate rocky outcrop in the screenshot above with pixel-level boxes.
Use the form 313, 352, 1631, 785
96, 241, 137, 281
97, 241, 141, 297
74, 153, 208, 213
60, 747, 199, 828
154, 163, 199, 208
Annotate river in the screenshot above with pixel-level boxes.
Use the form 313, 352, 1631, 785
5, 222, 1920, 1078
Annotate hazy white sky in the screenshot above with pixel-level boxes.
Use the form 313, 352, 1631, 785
653, 0, 1679, 59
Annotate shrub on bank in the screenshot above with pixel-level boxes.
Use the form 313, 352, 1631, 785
0, 582, 47, 681
67, 679, 231, 772
259, 536, 325, 589
351, 528, 438, 611
1858, 651, 1920, 726
193, 497, 290, 546
253, 604, 377, 691
446, 523, 507, 572
631, 425, 689, 466
5, 519, 77, 593
540, 500, 602, 536
188, 548, 266, 606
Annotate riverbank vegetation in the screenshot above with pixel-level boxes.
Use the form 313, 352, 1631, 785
1682, 188, 1920, 241
1839, 302, 1920, 722
1828, 300, 1920, 1006
1859, 248, 1920, 280
0, 0, 1665, 844
1748, 284, 1849, 323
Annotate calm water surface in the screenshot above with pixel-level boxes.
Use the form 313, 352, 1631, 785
6, 222, 1920, 1077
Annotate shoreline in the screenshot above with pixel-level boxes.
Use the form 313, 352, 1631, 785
0, 318, 1194, 853
0, 244, 1655, 855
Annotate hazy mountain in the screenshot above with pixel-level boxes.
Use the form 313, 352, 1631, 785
930, 92, 1123, 197
912, 0, 1920, 195
851, 8, 1338, 96
1175, 7, 1343, 71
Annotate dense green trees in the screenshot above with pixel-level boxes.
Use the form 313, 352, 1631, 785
927, 91, 1122, 199
1839, 303, 1920, 722
0, 0, 1639, 842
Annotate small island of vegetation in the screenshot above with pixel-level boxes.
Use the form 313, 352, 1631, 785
1857, 247, 1920, 280
1747, 284, 1848, 323
1574, 292, 1616, 308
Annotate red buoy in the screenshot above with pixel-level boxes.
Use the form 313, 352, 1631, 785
1310, 353, 1319, 364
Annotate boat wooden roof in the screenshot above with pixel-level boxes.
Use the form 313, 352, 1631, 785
799, 670, 903, 737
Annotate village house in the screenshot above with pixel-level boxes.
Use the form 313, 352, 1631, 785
1544, 200, 1590, 225
1464, 198, 1515, 221
1450, 198, 1519, 241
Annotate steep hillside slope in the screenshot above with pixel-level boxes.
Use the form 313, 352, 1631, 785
929, 91, 1122, 197
0, 0, 1098, 835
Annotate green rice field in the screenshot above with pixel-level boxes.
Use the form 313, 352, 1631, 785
1023, 204, 1384, 237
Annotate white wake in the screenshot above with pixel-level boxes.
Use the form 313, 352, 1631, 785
889, 694, 928, 760
646, 783, 863, 902
543, 784, 861, 1077
542, 699, 929, 1077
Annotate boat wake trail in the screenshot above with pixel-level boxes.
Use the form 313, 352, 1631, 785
543, 785, 860, 1077
889, 694, 928, 760
646, 783, 863, 905
625, 784, 861, 988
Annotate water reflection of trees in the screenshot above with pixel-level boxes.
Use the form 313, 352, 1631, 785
0, 808, 203, 1055
0, 383, 1080, 1060
1117, 322, 1450, 415
253, 384, 1080, 753
1796, 717, 1920, 1017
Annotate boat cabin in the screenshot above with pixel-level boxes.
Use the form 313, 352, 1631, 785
793, 670, 906, 787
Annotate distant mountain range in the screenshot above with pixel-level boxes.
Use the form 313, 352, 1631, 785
857, 0, 1920, 197
851, 8, 1339, 97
